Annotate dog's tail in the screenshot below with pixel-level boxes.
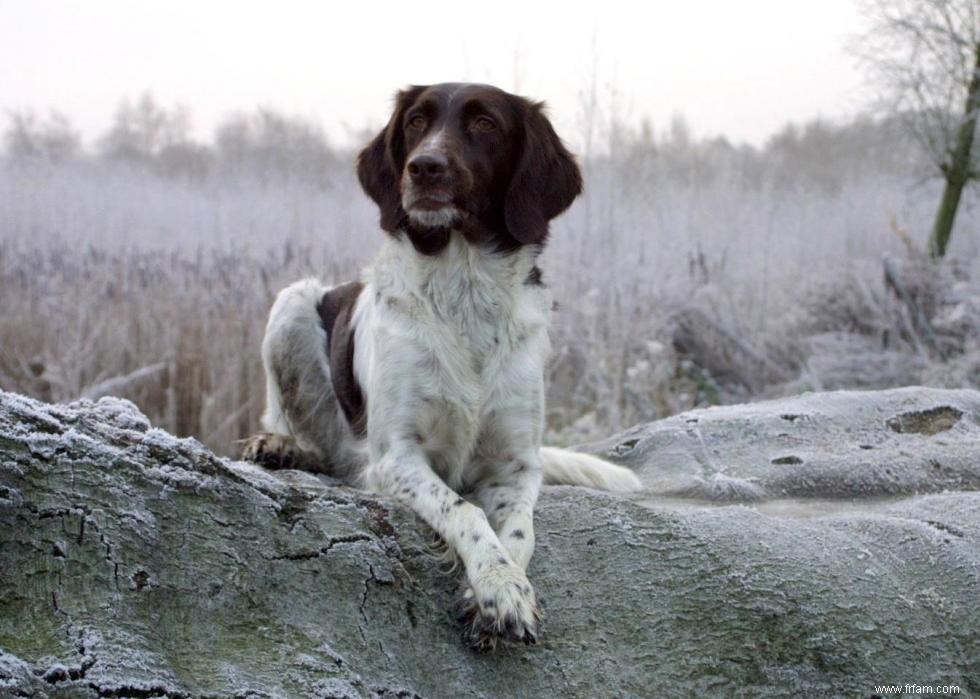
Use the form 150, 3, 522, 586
539, 447, 643, 493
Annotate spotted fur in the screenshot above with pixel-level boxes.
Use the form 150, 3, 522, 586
243, 84, 642, 650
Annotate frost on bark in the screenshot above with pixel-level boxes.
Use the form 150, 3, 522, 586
1, 387, 979, 697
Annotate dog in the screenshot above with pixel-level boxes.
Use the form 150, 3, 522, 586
243, 83, 642, 650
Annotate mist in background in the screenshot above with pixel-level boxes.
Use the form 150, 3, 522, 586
1, 1, 978, 454
0, 0, 864, 149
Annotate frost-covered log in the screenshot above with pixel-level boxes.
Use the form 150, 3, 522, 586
1, 388, 979, 697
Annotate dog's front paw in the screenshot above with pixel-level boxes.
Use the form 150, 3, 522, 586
456, 562, 542, 651
240, 432, 302, 469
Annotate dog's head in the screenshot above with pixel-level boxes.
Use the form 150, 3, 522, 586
357, 83, 582, 253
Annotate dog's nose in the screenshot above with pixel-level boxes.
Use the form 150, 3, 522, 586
407, 153, 449, 184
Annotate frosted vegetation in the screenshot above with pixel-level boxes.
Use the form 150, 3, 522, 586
1, 96, 978, 455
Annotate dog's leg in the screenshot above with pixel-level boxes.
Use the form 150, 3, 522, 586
450, 452, 543, 649
472, 454, 543, 571
471, 332, 549, 572
368, 444, 541, 650
448, 340, 549, 647
242, 278, 364, 477
359, 284, 548, 649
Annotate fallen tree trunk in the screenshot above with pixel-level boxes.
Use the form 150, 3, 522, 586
1, 388, 978, 697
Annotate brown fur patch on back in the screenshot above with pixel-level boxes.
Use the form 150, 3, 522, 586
318, 281, 367, 437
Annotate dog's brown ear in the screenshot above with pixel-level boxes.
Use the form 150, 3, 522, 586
357, 86, 426, 233
504, 100, 583, 245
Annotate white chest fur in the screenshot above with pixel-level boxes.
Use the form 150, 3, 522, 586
352, 233, 552, 488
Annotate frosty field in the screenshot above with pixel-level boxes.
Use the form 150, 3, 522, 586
1, 117, 978, 455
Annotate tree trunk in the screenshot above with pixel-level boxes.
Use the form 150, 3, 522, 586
929, 42, 980, 258
2, 388, 980, 696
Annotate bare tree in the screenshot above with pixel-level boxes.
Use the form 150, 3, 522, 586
3, 110, 81, 162
214, 108, 336, 186
855, 0, 980, 258
97, 93, 211, 177
99, 93, 191, 162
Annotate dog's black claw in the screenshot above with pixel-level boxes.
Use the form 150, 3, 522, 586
503, 612, 518, 636
470, 631, 498, 653
455, 583, 542, 651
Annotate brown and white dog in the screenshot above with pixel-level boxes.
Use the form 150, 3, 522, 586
243, 83, 641, 650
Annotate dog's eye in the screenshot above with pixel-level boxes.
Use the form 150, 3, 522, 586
472, 116, 496, 133
407, 115, 426, 130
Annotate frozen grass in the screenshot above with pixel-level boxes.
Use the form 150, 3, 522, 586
1, 143, 978, 455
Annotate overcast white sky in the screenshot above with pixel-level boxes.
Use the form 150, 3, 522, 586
0, 0, 869, 150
